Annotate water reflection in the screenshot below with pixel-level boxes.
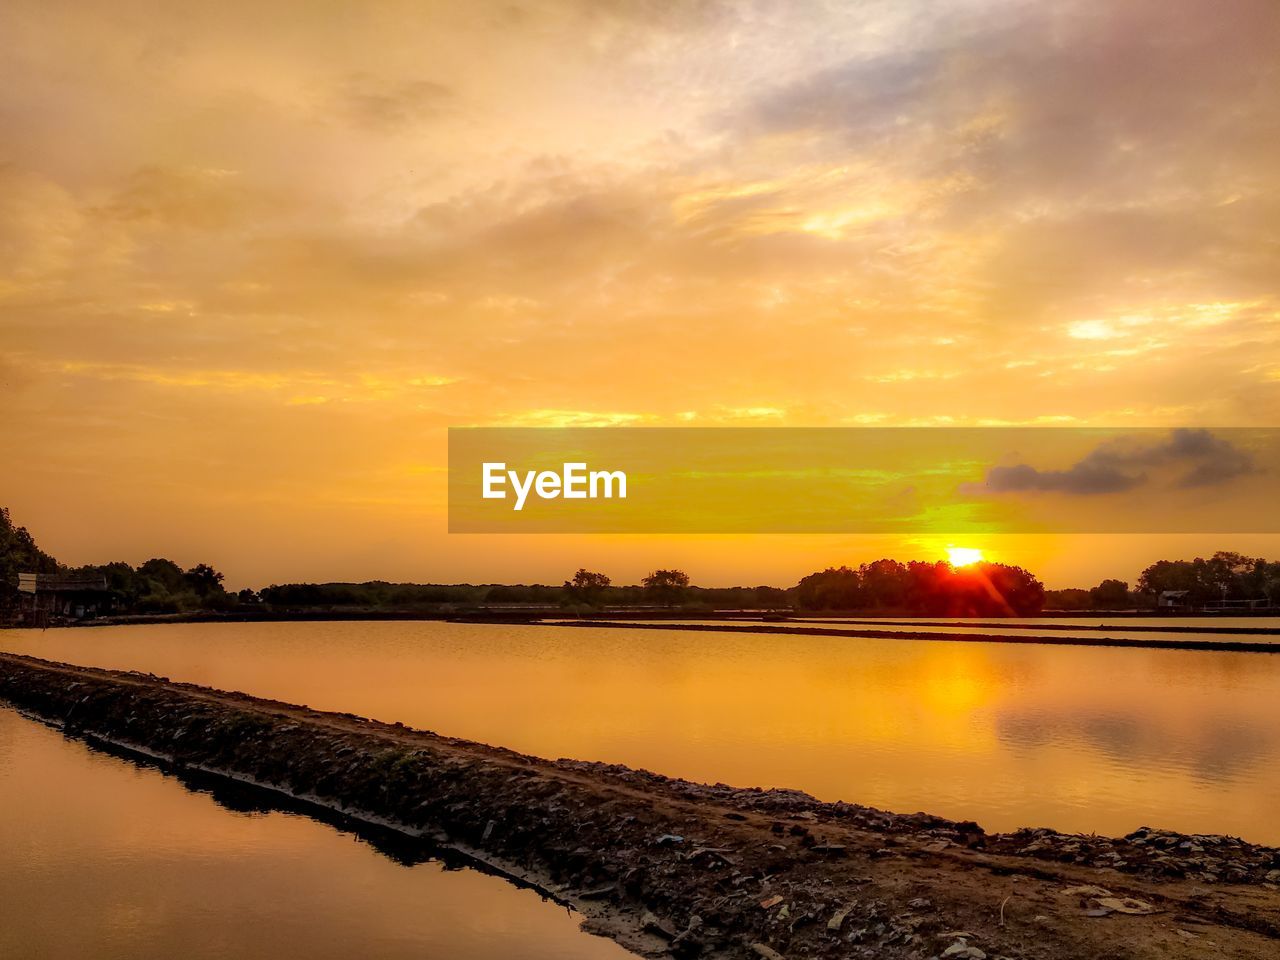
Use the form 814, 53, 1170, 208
993, 707, 1276, 784
4, 620, 1279, 843
0, 708, 630, 960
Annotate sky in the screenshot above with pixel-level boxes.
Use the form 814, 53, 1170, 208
2, 0, 1278, 589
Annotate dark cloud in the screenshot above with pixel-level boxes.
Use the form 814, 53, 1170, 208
1164, 430, 1258, 488
981, 429, 1257, 495
983, 459, 1141, 495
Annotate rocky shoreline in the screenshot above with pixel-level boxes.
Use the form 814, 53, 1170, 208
2, 651, 1277, 960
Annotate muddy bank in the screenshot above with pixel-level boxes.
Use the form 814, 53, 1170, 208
783, 619, 1280, 636
6, 609, 464, 629
2, 653, 1278, 960
551, 620, 1280, 653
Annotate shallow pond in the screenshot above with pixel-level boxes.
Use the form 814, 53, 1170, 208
4, 620, 1278, 844
0, 707, 631, 960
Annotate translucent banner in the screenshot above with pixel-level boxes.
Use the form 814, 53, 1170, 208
448, 427, 1280, 534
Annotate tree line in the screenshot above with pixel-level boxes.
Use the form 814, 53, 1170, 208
1043, 552, 1280, 611
255, 571, 786, 613
792, 559, 1046, 616
1, 507, 233, 616
4, 506, 1279, 618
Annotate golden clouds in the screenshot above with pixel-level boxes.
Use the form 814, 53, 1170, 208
1, 0, 1279, 582
42, 361, 457, 406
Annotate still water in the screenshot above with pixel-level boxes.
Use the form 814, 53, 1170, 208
3, 620, 1279, 844
0, 708, 631, 960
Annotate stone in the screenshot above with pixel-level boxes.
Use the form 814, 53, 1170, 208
1095, 896, 1159, 916
1062, 884, 1111, 898
827, 905, 853, 932
641, 912, 679, 941
811, 843, 847, 857
688, 847, 733, 867
943, 941, 987, 959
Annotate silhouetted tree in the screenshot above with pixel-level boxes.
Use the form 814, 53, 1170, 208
642, 569, 690, 606
1089, 578, 1130, 609
0, 507, 62, 618
184, 563, 226, 597
859, 559, 910, 608
1138, 552, 1278, 606
564, 568, 612, 606
794, 566, 861, 610
795, 559, 1043, 615
1044, 587, 1092, 611
0, 506, 61, 582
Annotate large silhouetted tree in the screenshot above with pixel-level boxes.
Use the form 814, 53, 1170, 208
642, 569, 690, 606
564, 568, 611, 606
1089, 579, 1131, 608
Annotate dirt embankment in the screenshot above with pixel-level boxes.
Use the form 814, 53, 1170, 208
1, 652, 1277, 960
551, 620, 1280, 653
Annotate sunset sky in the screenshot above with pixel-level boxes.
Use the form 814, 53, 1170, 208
2, 0, 1278, 588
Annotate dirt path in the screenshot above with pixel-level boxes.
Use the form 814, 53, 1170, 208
546, 619, 1280, 652
2, 651, 1277, 960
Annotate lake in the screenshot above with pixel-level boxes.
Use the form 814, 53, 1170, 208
3, 620, 1278, 845
0, 707, 631, 960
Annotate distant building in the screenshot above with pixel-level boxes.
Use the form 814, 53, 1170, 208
17, 572, 111, 623
1158, 589, 1190, 609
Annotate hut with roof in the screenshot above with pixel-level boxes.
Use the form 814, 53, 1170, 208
17, 572, 111, 624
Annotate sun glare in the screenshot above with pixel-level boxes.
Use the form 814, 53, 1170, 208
947, 546, 983, 567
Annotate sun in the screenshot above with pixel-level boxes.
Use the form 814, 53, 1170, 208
947, 546, 984, 567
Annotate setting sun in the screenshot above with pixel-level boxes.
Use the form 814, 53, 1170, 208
947, 547, 984, 567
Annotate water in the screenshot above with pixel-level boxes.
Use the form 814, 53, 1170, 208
0, 708, 631, 960
4, 620, 1279, 844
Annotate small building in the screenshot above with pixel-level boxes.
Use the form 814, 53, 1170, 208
17, 572, 111, 623
1158, 589, 1191, 609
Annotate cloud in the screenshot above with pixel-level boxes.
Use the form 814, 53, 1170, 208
1160, 429, 1257, 488
731, 0, 1280, 320
99, 166, 266, 230
2, 0, 1280, 579
332, 75, 454, 131
980, 429, 1257, 495
494, 409, 654, 427
983, 460, 1141, 495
